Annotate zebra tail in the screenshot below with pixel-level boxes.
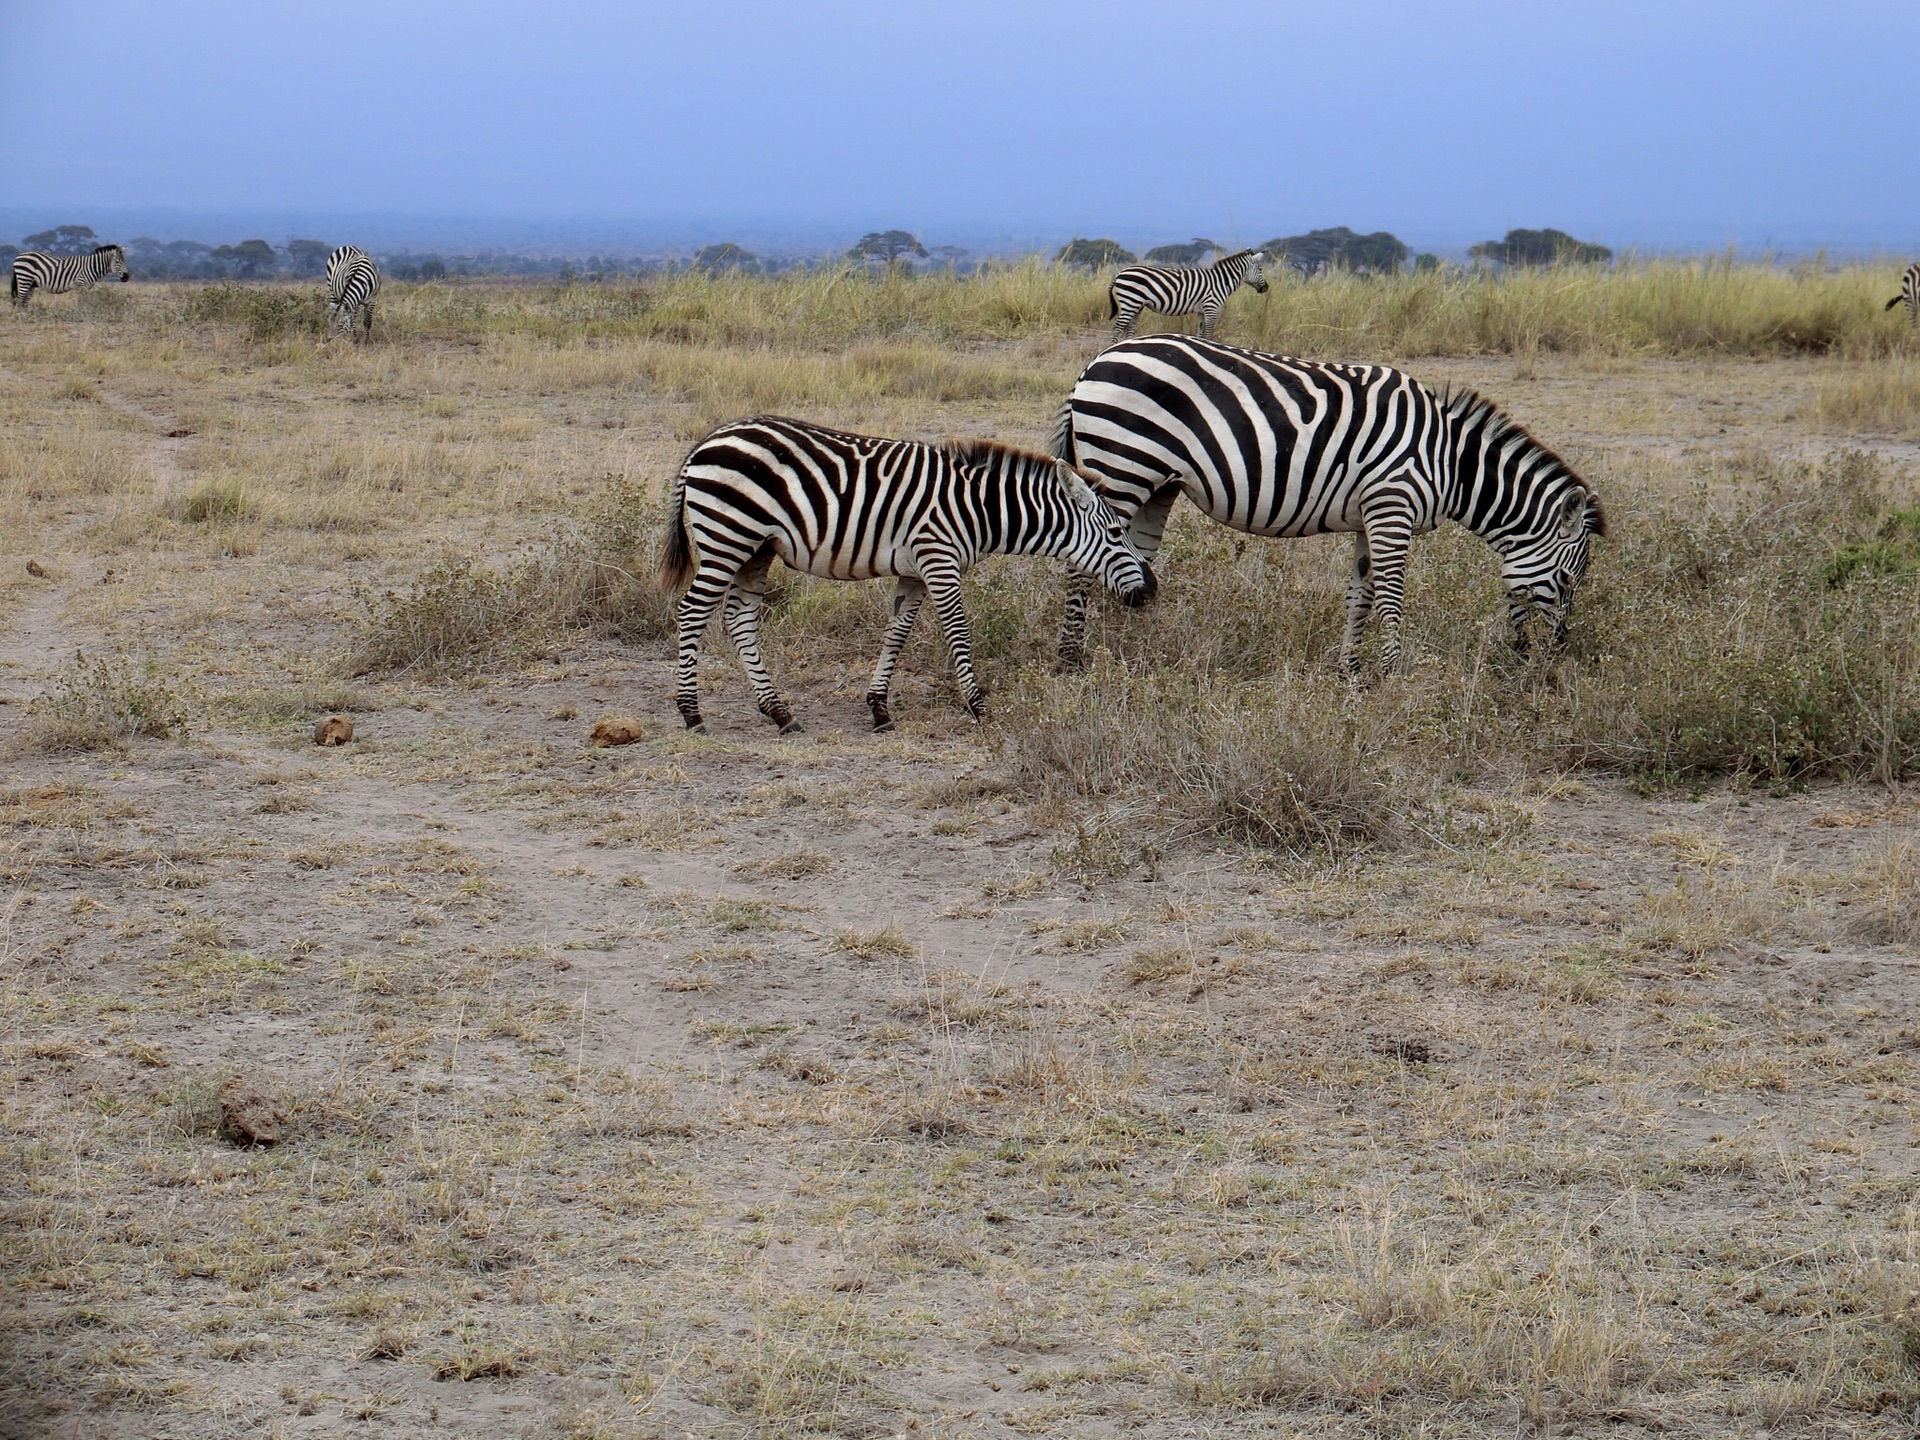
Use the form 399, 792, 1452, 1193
1887, 296, 1905, 312
659, 471, 694, 592
1046, 401, 1075, 462
1106, 285, 1118, 320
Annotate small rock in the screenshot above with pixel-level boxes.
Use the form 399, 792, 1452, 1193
589, 716, 644, 747
217, 1076, 287, 1147
25, 560, 51, 579
313, 715, 354, 746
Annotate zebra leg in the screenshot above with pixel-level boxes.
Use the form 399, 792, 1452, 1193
1111, 306, 1139, 343
1197, 303, 1218, 340
672, 557, 743, 733
1357, 511, 1416, 678
1342, 533, 1376, 678
920, 560, 987, 721
722, 545, 799, 733
865, 578, 927, 732
1058, 485, 1174, 669
1056, 578, 1093, 670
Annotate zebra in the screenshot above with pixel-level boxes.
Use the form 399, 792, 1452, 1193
1052, 335, 1606, 677
325, 245, 381, 339
659, 415, 1157, 734
1884, 263, 1920, 327
1107, 248, 1269, 344
9, 245, 129, 306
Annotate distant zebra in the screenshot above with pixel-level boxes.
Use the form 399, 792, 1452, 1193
660, 416, 1156, 734
1885, 263, 1920, 327
1107, 248, 1268, 343
325, 245, 381, 339
1053, 335, 1606, 676
9, 245, 129, 306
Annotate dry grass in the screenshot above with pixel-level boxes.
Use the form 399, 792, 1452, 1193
5, 267, 1920, 1440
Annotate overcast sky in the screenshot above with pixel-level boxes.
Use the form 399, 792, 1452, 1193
4, 0, 1916, 253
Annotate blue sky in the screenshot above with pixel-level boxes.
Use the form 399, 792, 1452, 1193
3, 0, 1916, 254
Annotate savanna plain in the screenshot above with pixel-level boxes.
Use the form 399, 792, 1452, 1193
4, 263, 1920, 1440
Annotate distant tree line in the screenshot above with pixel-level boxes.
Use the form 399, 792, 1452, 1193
8, 221, 1614, 282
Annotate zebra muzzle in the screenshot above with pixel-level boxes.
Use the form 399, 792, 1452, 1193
1122, 567, 1158, 607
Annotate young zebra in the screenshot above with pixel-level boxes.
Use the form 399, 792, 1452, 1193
1053, 335, 1606, 676
1107, 248, 1268, 344
325, 245, 381, 339
660, 416, 1157, 734
1884, 263, 1920, 327
9, 245, 129, 306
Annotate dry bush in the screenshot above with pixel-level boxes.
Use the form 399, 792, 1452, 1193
348, 476, 673, 675
1005, 663, 1397, 858
182, 283, 328, 341
26, 651, 193, 752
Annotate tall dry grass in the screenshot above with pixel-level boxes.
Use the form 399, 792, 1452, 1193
55, 258, 1920, 360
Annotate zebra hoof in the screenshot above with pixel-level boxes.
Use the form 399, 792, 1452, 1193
778, 719, 804, 735
686, 722, 708, 735
871, 719, 896, 735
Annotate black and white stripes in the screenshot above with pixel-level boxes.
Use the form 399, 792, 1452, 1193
1053, 335, 1605, 675
9, 245, 129, 306
659, 416, 1156, 733
1885, 263, 1920, 327
325, 245, 381, 339
1107, 249, 1268, 343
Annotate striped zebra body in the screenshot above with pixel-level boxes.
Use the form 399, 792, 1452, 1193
1885, 263, 1920, 327
1107, 249, 1268, 343
325, 245, 381, 339
9, 245, 129, 306
660, 416, 1156, 733
1054, 335, 1605, 675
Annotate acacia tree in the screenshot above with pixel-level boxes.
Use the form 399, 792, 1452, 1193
1144, 237, 1219, 266
283, 238, 332, 277
1261, 227, 1409, 278
1055, 238, 1136, 270
693, 242, 759, 275
1469, 228, 1611, 267
22, 225, 98, 255
848, 230, 928, 269
212, 239, 277, 279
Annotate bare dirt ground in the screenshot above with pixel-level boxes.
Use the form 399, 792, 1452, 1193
3, 294, 1918, 1439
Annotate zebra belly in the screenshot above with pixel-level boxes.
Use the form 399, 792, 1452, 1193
771, 534, 914, 583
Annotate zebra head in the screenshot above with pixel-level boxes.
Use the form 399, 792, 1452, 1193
1243, 250, 1270, 294
96, 245, 129, 282
1500, 485, 1607, 645
1057, 462, 1157, 607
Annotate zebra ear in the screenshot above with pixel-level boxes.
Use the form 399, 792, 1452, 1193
1057, 461, 1100, 514
1556, 489, 1587, 540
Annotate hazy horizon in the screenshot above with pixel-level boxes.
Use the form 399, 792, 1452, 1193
5, 1, 1917, 259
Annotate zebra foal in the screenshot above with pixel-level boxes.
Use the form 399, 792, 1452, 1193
326, 245, 381, 339
1107, 248, 1268, 344
1885, 263, 1920, 327
1053, 335, 1606, 676
10, 245, 129, 306
660, 416, 1157, 734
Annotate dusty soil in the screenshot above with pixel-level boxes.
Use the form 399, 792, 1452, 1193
2, 300, 1918, 1438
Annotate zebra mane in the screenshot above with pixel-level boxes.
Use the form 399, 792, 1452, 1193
941, 437, 1054, 471
92, 244, 123, 254
1439, 386, 1607, 537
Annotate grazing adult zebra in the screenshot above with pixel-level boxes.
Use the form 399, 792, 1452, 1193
1052, 335, 1606, 676
325, 245, 381, 339
9, 245, 129, 306
1107, 248, 1269, 343
1884, 263, 1920, 327
660, 415, 1157, 734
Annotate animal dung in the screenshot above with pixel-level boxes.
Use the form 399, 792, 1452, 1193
25, 560, 51, 579
589, 716, 645, 747
313, 715, 355, 746
217, 1076, 288, 1147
